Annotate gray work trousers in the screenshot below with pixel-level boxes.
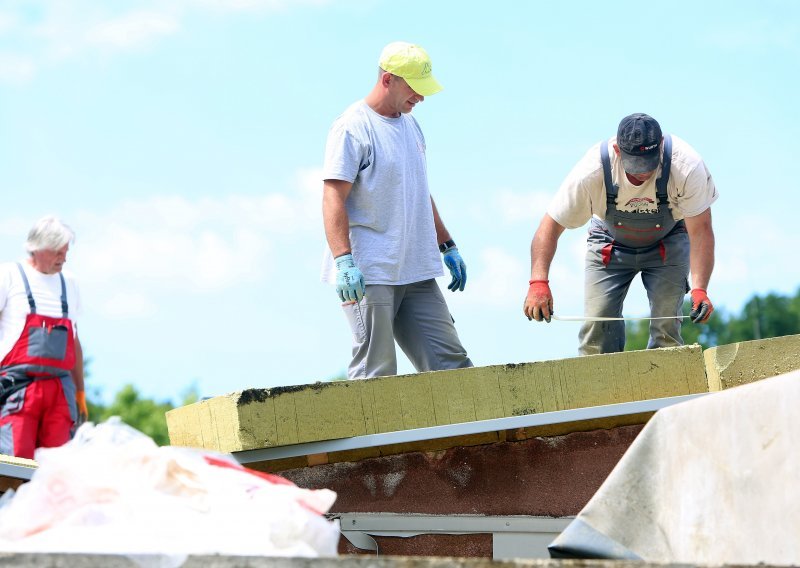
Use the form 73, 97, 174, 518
342, 279, 473, 379
578, 231, 690, 355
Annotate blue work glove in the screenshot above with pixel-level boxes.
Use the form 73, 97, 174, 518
334, 253, 365, 303
443, 247, 467, 292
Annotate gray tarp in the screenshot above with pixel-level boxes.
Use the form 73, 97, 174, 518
549, 369, 800, 564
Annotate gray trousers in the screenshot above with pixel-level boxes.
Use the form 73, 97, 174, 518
578, 231, 690, 355
342, 279, 473, 379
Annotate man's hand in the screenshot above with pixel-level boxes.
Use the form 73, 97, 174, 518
335, 253, 365, 303
76, 390, 88, 426
443, 247, 467, 292
689, 288, 714, 323
524, 280, 554, 322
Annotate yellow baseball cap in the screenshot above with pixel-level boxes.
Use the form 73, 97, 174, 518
379, 41, 443, 96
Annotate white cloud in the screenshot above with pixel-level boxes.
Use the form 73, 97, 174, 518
710, 211, 799, 311
0, 0, 331, 83
0, 52, 35, 84
468, 246, 527, 306
704, 20, 798, 51
185, 0, 330, 11
0, 216, 34, 243
62, 168, 322, 319
85, 11, 180, 50
0, 11, 17, 34
444, 227, 588, 316
495, 189, 552, 224
98, 291, 157, 319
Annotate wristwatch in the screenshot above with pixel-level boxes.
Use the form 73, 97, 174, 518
438, 239, 456, 253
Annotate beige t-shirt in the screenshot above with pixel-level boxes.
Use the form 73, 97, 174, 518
547, 135, 718, 229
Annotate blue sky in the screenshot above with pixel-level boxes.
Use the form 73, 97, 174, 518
1, 0, 797, 404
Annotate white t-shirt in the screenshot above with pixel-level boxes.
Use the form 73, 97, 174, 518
320, 100, 443, 286
0, 262, 81, 362
548, 135, 718, 229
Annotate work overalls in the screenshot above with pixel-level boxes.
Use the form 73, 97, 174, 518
0, 263, 77, 459
578, 135, 690, 355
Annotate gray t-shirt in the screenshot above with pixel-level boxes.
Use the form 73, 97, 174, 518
321, 100, 443, 285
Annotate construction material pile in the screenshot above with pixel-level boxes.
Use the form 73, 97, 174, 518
0, 418, 339, 561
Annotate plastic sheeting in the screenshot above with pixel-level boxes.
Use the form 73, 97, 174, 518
549, 369, 800, 565
0, 418, 340, 563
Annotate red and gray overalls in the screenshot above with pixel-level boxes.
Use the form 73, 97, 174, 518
0, 263, 77, 459
578, 135, 690, 355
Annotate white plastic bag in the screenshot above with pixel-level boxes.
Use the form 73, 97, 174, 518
0, 417, 339, 560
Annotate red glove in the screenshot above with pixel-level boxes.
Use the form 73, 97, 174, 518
690, 288, 714, 323
76, 390, 89, 425
524, 280, 554, 322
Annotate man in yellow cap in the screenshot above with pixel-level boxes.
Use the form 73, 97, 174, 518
321, 41, 472, 379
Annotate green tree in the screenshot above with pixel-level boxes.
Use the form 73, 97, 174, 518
625, 287, 800, 351
89, 385, 174, 445
87, 383, 200, 446
723, 292, 800, 343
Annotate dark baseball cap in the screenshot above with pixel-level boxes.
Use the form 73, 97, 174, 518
617, 113, 663, 174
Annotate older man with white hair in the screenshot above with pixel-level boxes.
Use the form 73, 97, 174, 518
0, 216, 87, 459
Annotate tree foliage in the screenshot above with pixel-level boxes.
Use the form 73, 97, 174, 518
625, 287, 800, 351
87, 384, 199, 446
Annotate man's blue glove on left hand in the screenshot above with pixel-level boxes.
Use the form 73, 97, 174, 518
443, 247, 467, 292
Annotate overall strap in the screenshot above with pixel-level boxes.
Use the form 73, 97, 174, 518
14, 263, 69, 317
655, 134, 673, 206
58, 273, 69, 317
15, 263, 36, 314
600, 139, 617, 207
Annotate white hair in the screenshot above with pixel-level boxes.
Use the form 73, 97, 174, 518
25, 216, 75, 254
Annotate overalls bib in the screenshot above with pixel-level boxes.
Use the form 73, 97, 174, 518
592, 134, 682, 258
579, 135, 690, 355
0, 264, 77, 458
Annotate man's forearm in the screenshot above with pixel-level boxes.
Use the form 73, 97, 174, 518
685, 209, 715, 290
689, 229, 715, 290
73, 335, 85, 392
323, 181, 353, 257
531, 214, 565, 280
430, 197, 452, 244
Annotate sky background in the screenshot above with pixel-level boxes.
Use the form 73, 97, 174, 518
1, 0, 798, 404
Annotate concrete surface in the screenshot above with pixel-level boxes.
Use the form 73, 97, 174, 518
703, 334, 800, 391
166, 346, 707, 455
0, 553, 787, 567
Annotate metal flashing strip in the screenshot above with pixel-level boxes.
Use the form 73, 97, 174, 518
337, 513, 573, 560
0, 461, 35, 481
339, 512, 571, 533
233, 392, 707, 465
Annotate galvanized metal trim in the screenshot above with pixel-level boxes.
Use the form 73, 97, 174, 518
337, 513, 572, 560
339, 513, 572, 533
340, 530, 378, 552
234, 393, 707, 464
0, 461, 35, 481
